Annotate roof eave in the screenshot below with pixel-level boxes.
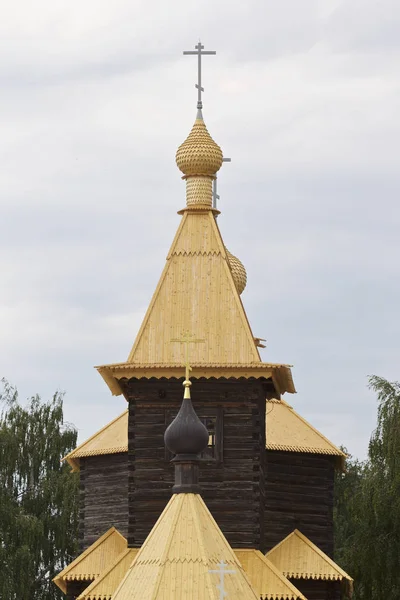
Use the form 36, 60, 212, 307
96, 362, 295, 396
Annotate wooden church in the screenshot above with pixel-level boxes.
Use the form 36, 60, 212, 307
54, 44, 353, 600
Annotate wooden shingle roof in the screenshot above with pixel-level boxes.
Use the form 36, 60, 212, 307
53, 527, 126, 593
111, 493, 260, 600
96, 210, 295, 397
234, 550, 305, 600
63, 411, 128, 472
77, 548, 138, 600
266, 399, 346, 469
266, 529, 353, 585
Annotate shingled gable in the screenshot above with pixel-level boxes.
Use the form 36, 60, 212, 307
234, 549, 305, 600
53, 527, 126, 593
63, 410, 128, 472
77, 548, 138, 600
266, 399, 346, 470
266, 529, 353, 587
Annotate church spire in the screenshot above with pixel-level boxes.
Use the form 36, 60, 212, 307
96, 43, 296, 398
176, 42, 223, 209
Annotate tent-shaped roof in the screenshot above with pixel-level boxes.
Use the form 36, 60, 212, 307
234, 550, 305, 600
111, 493, 259, 600
266, 529, 353, 585
266, 399, 346, 469
63, 410, 128, 471
96, 210, 295, 397
77, 548, 139, 600
53, 527, 126, 593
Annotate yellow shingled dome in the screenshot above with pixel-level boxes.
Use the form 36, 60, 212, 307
176, 115, 223, 177
226, 248, 247, 295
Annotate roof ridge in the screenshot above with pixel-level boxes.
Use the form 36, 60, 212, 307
253, 551, 306, 600
53, 527, 126, 591
63, 410, 128, 463
211, 215, 260, 363
233, 549, 305, 600
77, 548, 137, 600
265, 529, 353, 584
292, 530, 352, 580
265, 399, 346, 465
284, 405, 345, 457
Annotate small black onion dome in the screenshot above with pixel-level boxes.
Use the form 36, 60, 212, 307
164, 381, 209, 456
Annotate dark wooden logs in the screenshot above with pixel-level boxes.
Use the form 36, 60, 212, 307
79, 453, 128, 550
265, 450, 335, 556
289, 578, 341, 600
66, 580, 91, 600
123, 377, 268, 550
75, 376, 337, 600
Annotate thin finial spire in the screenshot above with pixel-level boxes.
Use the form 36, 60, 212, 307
183, 41, 216, 111
212, 157, 232, 210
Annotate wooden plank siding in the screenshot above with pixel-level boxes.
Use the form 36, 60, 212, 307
79, 453, 129, 550
264, 451, 335, 556
123, 377, 268, 550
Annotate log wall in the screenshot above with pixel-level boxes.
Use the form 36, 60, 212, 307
123, 378, 268, 550
79, 453, 129, 550
65, 580, 91, 600
288, 578, 341, 600
265, 450, 335, 556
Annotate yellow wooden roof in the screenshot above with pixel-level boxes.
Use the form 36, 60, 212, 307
130, 211, 260, 366
96, 209, 295, 397
234, 550, 305, 600
53, 527, 127, 593
266, 529, 353, 584
266, 399, 346, 469
77, 547, 304, 600
111, 493, 259, 600
77, 548, 138, 600
63, 410, 128, 472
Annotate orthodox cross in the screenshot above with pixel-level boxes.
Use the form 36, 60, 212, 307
212, 158, 232, 210
171, 331, 205, 381
209, 561, 236, 600
183, 42, 216, 110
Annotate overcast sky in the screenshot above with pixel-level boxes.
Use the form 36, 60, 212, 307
1, 0, 399, 460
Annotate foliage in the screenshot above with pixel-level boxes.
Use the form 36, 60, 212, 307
334, 376, 400, 600
0, 379, 79, 600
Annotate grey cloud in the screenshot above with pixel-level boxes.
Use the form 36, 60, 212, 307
1, 0, 399, 457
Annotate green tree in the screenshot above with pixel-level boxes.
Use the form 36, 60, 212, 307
0, 379, 79, 600
334, 376, 400, 600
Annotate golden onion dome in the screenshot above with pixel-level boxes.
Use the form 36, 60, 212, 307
226, 249, 247, 295
176, 113, 223, 177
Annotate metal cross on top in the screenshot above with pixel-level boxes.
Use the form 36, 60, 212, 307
209, 561, 236, 600
171, 331, 205, 381
183, 41, 216, 110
